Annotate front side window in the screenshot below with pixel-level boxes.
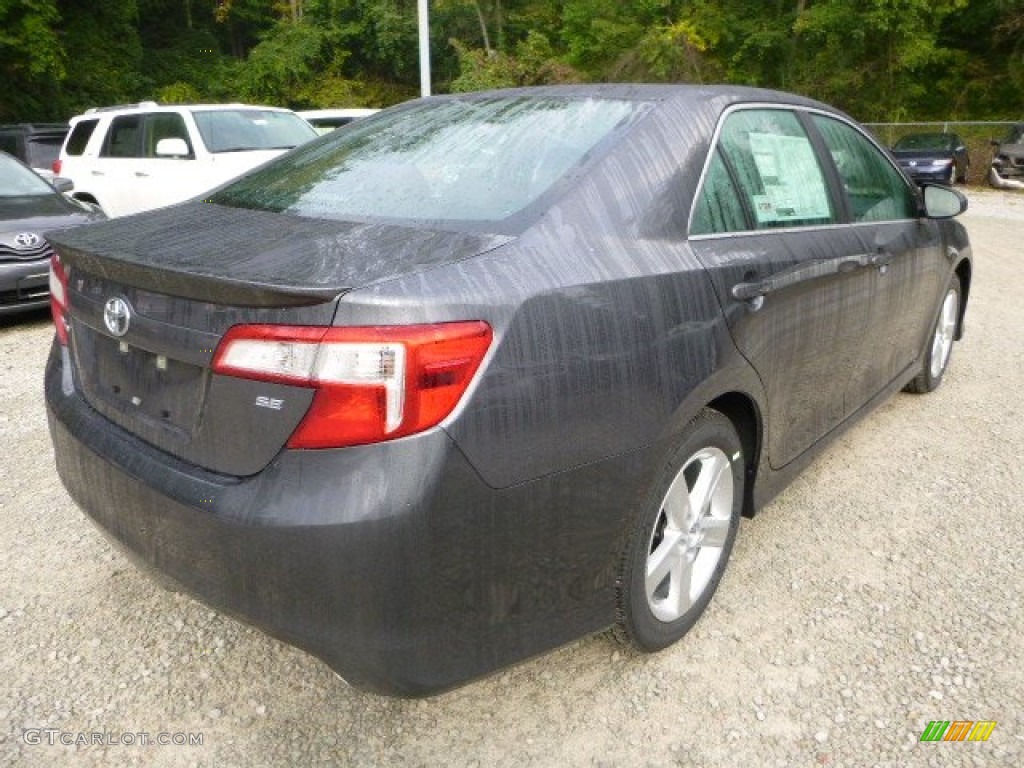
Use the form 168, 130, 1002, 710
102, 115, 142, 158
209, 97, 641, 228
144, 113, 193, 158
812, 115, 916, 222
711, 109, 835, 231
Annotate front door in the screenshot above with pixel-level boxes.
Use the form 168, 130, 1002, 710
689, 107, 879, 468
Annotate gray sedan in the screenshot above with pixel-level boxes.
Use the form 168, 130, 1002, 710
0, 151, 102, 316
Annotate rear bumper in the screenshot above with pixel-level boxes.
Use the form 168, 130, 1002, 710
45, 343, 629, 695
0, 258, 50, 316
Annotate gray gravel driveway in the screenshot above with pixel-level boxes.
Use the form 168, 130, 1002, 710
1, 189, 1022, 767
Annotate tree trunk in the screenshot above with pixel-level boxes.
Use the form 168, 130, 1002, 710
472, 1, 492, 55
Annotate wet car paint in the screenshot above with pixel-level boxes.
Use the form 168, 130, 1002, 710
44, 85, 972, 695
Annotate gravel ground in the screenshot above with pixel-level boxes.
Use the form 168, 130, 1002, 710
1, 188, 1022, 767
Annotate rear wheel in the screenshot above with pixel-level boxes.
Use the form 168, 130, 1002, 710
616, 409, 744, 651
905, 275, 961, 394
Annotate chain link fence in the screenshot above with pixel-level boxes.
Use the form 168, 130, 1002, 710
864, 121, 1019, 186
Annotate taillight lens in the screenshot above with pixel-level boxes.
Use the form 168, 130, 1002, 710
49, 254, 69, 346
52, 159, 62, 176
212, 322, 493, 448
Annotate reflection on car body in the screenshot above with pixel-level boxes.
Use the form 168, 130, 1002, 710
45, 85, 972, 696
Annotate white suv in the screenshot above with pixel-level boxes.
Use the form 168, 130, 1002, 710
55, 102, 318, 217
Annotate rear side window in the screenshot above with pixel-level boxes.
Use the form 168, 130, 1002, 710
65, 120, 99, 156
102, 115, 143, 158
690, 149, 747, 235
715, 109, 835, 230
812, 116, 916, 222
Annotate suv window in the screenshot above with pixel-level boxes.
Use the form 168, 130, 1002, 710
713, 109, 835, 230
812, 116, 916, 222
102, 115, 143, 158
65, 120, 99, 156
143, 113, 193, 158
192, 109, 315, 153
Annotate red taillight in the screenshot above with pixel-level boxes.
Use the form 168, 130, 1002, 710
212, 321, 493, 449
49, 254, 69, 346
52, 159, 62, 176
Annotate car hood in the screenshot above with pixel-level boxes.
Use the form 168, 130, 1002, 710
0, 195, 99, 254
891, 149, 954, 161
0, 194, 97, 229
46, 202, 515, 306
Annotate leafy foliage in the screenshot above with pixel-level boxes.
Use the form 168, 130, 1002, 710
1, 0, 1021, 123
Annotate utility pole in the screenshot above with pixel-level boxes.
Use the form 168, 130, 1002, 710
418, 0, 431, 97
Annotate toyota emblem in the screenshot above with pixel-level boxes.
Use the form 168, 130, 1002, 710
103, 297, 132, 337
13, 232, 41, 249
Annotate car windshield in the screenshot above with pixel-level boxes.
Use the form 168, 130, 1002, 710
0, 152, 56, 197
191, 109, 317, 153
208, 96, 639, 228
893, 133, 955, 151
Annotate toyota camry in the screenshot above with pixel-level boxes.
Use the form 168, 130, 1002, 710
45, 85, 971, 696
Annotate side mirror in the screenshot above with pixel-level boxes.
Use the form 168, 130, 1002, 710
155, 138, 190, 158
921, 184, 967, 219
51, 177, 74, 194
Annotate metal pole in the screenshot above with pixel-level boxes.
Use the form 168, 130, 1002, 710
418, 0, 431, 98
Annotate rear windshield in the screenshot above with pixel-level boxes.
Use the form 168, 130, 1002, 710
208, 96, 639, 229
0, 152, 56, 196
192, 109, 317, 153
26, 136, 65, 168
893, 134, 955, 151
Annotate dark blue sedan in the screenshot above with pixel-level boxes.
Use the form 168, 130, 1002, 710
891, 132, 970, 185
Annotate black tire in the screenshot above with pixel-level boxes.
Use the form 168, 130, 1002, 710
904, 274, 961, 394
958, 164, 969, 184
615, 408, 744, 652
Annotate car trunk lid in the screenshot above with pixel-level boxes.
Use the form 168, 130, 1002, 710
48, 203, 512, 476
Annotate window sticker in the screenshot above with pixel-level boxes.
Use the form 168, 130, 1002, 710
748, 133, 830, 224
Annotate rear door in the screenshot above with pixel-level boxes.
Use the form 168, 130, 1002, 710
689, 106, 878, 468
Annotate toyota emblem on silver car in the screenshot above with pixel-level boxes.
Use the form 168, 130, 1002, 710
13, 233, 41, 249
103, 297, 132, 337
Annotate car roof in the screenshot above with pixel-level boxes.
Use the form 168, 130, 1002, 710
431, 83, 835, 112
0, 123, 69, 134
71, 102, 296, 121
298, 108, 379, 119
